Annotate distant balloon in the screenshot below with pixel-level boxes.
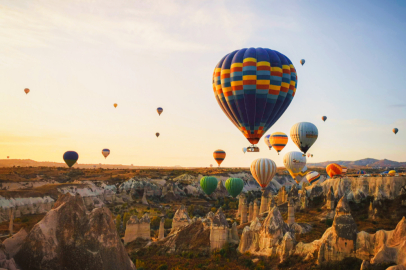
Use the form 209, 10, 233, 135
269, 132, 288, 155
357, 170, 366, 175
322, 116, 327, 122
156, 132, 160, 137
242, 147, 247, 154
290, 122, 318, 154
210, 164, 213, 168
212, 47, 298, 146
307, 153, 310, 158
300, 59, 305, 65
393, 128, 398, 134
225, 178, 244, 198
213, 150, 226, 167
63, 151, 79, 168
114, 103, 117, 108
200, 176, 218, 195
7, 156, 9, 159
388, 170, 396, 176
157, 107, 163, 116
326, 163, 342, 178
311, 154, 313, 158
264, 135, 272, 150
102, 149, 110, 159
250, 158, 277, 189
24, 88, 30, 94
283, 151, 306, 182
306, 171, 320, 185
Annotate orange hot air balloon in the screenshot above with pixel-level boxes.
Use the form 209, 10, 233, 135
326, 163, 343, 178
114, 103, 117, 108
24, 88, 30, 94
213, 150, 226, 167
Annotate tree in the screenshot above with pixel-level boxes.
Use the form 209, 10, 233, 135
150, 216, 160, 230
115, 215, 121, 232
123, 212, 131, 229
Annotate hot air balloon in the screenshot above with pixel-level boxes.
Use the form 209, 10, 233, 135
114, 103, 117, 108
213, 150, 226, 167
212, 47, 297, 152
388, 170, 396, 176
24, 88, 30, 94
156, 133, 160, 137
102, 149, 110, 159
311, 154, 313, 158
269, 132, 288, 155
357, 170, 366, 175
300, 59, 305, 65
7, 156, 9, 159
290, 122, 318, 154
157, 107, 163, 116
225, 178, 244, 198
200, 176, 218, 195
341, 166, 348, 175
307, 153, 310, 158
242, 147, 247, 154
63, 151, 79, 168
326, 163, 342, 178
210, 164, 213, 168
306, 171, 320, 185
264, 135, 272, 150
283, 151, 306, 183
393, 128, 398, 134
322, 116, 327, 122
250, 158, 277, 190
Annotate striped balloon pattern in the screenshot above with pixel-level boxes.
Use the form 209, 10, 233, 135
212, 47, 297, 145
264, 134, 272, 149
250, 158, 277, 189
306, 171, 320, 185
102, 149, 110, 159
200, 176, 218, 195
269, 132, 288, 155
326, 163, 342, 178
290, 122, 318, 154
213, 150, 226, 167
283, 151, 306, 182
63, 151, 79, 168
225, 178, 244, 198
157, 107, 163, 116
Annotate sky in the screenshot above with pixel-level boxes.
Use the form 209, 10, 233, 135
1, 0, 406, 167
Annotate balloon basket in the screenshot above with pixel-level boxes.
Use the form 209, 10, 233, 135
247, 146, 259, 152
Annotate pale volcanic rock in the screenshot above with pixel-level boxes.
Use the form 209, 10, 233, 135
124, 214, 151, 244
210, 208, 230, 250
170, 205, 191, 234
3, 228, 27, 258
14, 193, 135, 270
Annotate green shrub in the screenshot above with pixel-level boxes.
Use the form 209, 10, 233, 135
326, 219, 333, 227
157, 264, 168, 270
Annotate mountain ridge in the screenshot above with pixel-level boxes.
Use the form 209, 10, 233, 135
308, 158, 406, 168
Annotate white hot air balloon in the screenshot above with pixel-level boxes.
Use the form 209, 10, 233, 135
250, 158, 277, 190
283, 151, 307, 183
290, 122, 318, 155
306, 171, 321, 185
242, 147, 247, 154
264, 134, 272, 150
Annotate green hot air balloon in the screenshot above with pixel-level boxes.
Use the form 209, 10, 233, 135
200, 176, 218, 196
225, 178, 244, 198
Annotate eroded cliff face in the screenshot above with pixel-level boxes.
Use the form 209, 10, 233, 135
14, 193, 135, 270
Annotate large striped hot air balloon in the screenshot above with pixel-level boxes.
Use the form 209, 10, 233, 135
326, 163, 342, 178
283, 151, 306, 183
264, 134, 272, 150
306, 171, 320, 185
225, 178, 244, 198
157, 107, 163, 116
290, 122, 318, 154
212, 48, 297, 149
322, 116, 327, 122
102, 149, 110, 159
63, 151, 79, 168
200, 176, 218, 195
250, 158, 277, 190
300, 59, 305, 66
393, 128, 398, 134
269, 132, 288, 155
24, 88, 30, 94
213, 150, 226, 167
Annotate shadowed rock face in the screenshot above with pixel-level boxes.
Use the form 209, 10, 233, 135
333, 196, 358, 241
14, 193, 135, 270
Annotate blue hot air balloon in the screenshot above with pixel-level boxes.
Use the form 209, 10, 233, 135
63, 151, 79, 168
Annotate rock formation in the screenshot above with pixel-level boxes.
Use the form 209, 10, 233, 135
237, 193, 246, 218
300, 192, 308, 210
278, 186, 287, 204
158, 217, 165, 240
141, 188, 149, 205
287, 198, 295, 225
248, 202, 254, 222
368, 201, 374, 219
210, 208, 230, 250
170, 205, 191, 234
124, 213, 151, 244
14, 193, 135, 270
240, 196, 248, 224
3, 228, 27, 258
326, 187, 335, 210
253, 199, 260, 221
260, 190, 270, 214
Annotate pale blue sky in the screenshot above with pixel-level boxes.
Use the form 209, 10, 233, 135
0, 0, 405, 167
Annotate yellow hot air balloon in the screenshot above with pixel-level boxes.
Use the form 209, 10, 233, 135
250, 158, 277, 190
114, 103, 117, 108
283, 151, 306, 183
269, 132, 288, 155
24, 88, 30, 94
388, 170, 396, 176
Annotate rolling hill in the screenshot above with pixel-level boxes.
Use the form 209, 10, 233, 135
307, 158, 406, 168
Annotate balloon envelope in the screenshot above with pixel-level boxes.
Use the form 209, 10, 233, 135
283, 151, 306, 181
242, 147, 247, 154
326, 163, 342, 178
156, 133, 160, 137
212, 47, 298, 145
290, 122, 318, 154
200, 176, 218, 195
388, 170, 396, 176
102, 149, 110, 158
264, 135, 272, 149
300, 59, 305, 65
322, 116, 327, 122
393, 128, 398, 134
114, 103, 117, 108
213, 150, 226, 166
250, 158, 277, 189
24, 88, 30, 94
306, 171, 320, 185
63, 151, 79, 168
269, 132, 288, 155
225, 178, 244, 198
157, 107, 163, 115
